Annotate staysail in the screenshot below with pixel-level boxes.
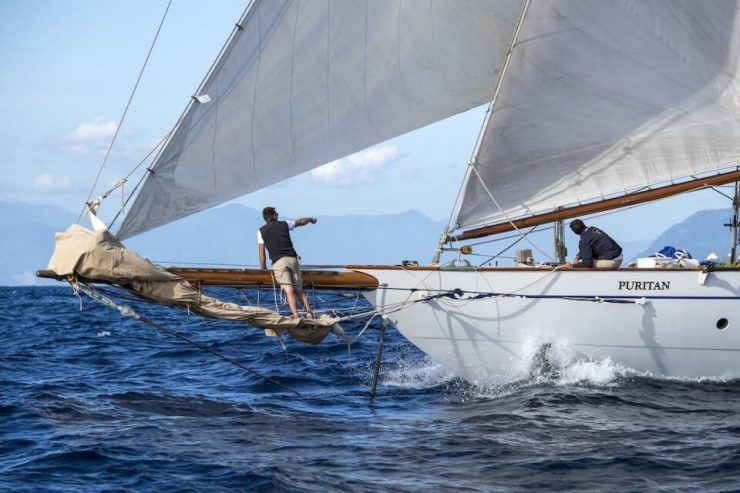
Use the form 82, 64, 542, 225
117, 0, 524, 239
455, 0, 740, 234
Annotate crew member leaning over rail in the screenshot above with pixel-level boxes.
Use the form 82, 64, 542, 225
566, 219, 623, 269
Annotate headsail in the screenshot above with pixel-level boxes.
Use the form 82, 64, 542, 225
455, 0, 740, 234
117, 0, 524, 239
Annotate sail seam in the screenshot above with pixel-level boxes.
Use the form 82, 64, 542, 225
250, 0, 263, 187
289, 0, 300, 158
211, 74, 220, 191
362, 1, 372, 138
326, 0, 331, 132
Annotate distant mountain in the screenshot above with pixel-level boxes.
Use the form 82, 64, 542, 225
125, 205, 445, 267
0, 201, 446, 285
2, 201, 735, 285
638, 208, 735, 261
0, 202, 76, 285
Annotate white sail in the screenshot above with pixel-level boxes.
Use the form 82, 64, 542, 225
456, 0, 740, 232
117, 0, 523, 239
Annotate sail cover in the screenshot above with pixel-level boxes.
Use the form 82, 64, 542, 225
456, 0, 740, 231
118, 0, 523, 239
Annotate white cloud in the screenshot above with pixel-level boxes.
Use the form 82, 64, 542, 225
70, 117, 117, 141
32, 173, 73, 192
13, 271, 37, 286
310, 145, 402, 186
62, 117, 117, 155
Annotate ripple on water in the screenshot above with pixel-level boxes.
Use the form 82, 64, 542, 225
3, 286, 740, 492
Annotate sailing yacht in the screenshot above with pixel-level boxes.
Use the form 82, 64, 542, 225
41, 1, 740, 384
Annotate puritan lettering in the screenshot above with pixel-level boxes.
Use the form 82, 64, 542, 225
618, 281, 670, 290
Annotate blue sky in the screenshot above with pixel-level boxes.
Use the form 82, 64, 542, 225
0, 0, 733, 248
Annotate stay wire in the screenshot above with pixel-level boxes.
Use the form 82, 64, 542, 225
78, 0, 174, 224
76, 281, 301, 396
108, 1, 259, 236
108, 161, 154, 231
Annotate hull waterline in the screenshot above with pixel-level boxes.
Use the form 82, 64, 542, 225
353, 266, 740, 385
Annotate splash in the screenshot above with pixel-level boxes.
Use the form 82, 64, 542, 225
96, 331, 111, 337
381, 356, 454, 389
512, 335, 634, 387
556, 357, 630, 386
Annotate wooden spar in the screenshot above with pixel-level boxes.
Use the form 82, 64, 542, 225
453, 169, 740, 241
36, 267, 379, 291
167, 267, 378, 290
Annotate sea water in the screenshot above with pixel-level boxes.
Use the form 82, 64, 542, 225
2, 286, 740, 492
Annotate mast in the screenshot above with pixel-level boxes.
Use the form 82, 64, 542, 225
724, 166, 740, 265
453, 168, 740, 242
553, 217, 566, 265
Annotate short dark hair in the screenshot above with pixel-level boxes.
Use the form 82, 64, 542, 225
262, 206, 277, 221
569, 219, 586, 235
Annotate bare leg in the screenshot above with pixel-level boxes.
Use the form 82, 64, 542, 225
282, 285, 300, 318
296, 288, 313, 317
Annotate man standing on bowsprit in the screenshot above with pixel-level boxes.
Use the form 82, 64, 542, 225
258, 206, 317, 319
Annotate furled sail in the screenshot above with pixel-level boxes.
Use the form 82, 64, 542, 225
455, 0, 740, 233
117, 0, 524, 239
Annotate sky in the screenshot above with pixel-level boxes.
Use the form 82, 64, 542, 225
0, 0, 734, 251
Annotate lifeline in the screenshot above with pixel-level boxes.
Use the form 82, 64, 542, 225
618, 281, 670, 290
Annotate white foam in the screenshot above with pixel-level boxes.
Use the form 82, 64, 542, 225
381, 357, 454, 389
556, 357, 626, 385
96, 331, 111, 337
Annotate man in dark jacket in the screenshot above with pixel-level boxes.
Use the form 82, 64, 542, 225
258, 206, 317, 318
567, 219, 623, 269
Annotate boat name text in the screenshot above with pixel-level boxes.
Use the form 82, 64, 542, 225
618, 281, 670, 291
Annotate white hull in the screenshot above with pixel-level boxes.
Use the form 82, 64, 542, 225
355, 267, 740, 385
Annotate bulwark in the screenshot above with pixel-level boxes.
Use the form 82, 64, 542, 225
618, 281, 671, 291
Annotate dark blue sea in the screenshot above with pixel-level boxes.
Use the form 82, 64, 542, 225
2, 286, 740, 492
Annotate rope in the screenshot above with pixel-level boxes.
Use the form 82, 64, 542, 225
468, 164, 555, 262
326, 262, 653, 327
78, 0, 174, 224
108, 129, 173, 230
73, 280, 301, 396
271, 272, 280, 313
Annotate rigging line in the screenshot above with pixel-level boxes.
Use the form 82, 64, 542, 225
468, 164, 555, 262
107, 129, 175, 230
693, 167, 740, 201
122, 126, 172, 181
78, 0, 174, 224
466, 191, 658, 261
112, 1, 257, 233
459, 167, 740, 242
75, 281, 301, 396
108, 167, 149, 231
478, 226, 537, 266
352, 314, 377, 342
467, 224, 548, 248
440, 0, 533, 249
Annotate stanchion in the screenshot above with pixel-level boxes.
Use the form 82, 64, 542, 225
369, 320, 388, 399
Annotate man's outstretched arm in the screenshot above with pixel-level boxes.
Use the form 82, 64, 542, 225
294, 217, 317, 227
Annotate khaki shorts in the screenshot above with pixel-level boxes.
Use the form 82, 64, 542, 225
272, 256, 303, 288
